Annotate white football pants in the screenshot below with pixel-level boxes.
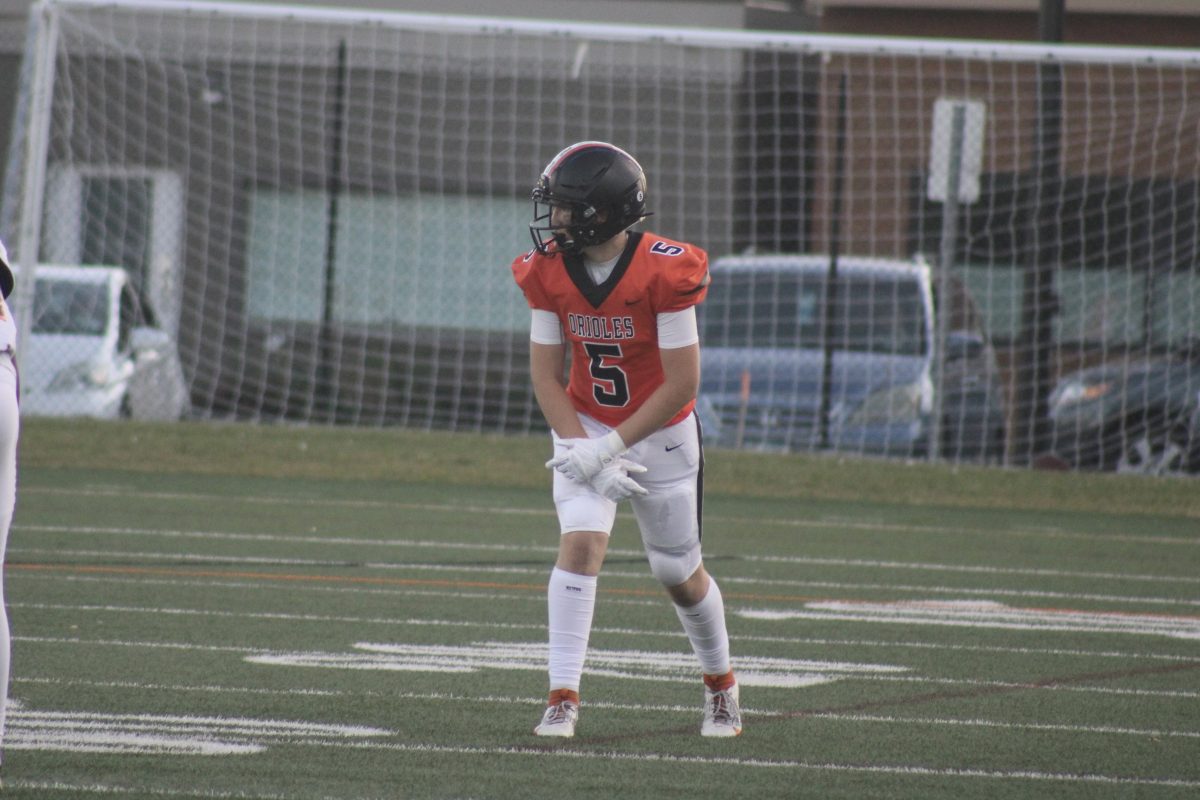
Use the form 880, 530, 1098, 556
0, 351, 18, 759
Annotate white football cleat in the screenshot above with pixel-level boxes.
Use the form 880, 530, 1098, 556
534, 690, 579, 738
701, 681, 743, 738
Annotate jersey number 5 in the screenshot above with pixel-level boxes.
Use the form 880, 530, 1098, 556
583, 342, 630, 407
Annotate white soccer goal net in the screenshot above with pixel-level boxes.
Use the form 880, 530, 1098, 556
4, 0, 1200, 473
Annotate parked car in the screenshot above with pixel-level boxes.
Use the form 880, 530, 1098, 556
696, 254, 1007, 461
1047, 344, 1200, 475
20, 264, 189, 420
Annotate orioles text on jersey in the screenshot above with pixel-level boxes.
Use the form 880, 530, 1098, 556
567, 313, 636, 341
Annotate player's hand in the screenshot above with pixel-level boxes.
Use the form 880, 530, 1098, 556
545, 430, 627, 484
590, 458, 649, 502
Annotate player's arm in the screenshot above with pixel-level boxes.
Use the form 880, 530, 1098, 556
530, 340, 588, 440
611, 341, 699, 448
527, 307, 588, 439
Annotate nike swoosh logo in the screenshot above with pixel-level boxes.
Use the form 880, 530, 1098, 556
625, 298, 642, 305
665, 443, 684, 452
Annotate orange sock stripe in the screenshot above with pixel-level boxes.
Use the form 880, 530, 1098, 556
548, 688, 580, 705
703, 671, 736, 692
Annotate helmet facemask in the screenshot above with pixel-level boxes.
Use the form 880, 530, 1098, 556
529, 186, 613, 255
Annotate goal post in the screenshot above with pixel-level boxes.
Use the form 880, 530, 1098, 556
6, 0, 1200, 472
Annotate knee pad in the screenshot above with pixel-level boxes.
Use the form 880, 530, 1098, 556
645, 540, 702, 587
632, 487, 702, 587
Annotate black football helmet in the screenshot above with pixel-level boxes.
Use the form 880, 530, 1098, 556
529, 141, 652, 255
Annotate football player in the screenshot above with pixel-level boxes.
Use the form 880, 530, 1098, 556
511, 142, 741, 738
0, 237, 17, 763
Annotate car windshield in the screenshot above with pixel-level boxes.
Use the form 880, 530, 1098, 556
701, 271, 927, 356
33, 279, 110, 335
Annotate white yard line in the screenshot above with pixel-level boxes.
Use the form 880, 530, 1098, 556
13, 539, 1199, 589
17, 678, 1200, 741
11, 590, 1200, 662
18, 487, 1199, 546
9, 747, 1199, 798
743, 554, 1200, 585
16, 523, 564, 555
740, 603, 1200, 639
11, 554, 1198, 608
287, 741, 1200, 789
0, 782, 309, 799
15, 599, 1200, 648
14, 635, 1200, 699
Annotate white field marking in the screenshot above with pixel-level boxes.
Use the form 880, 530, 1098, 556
16, 578, 1200, 666
10, 748, 1200, 795
15, 544, 1199, 608
805, 712, 1200, 739
867, 673, 1200, 699
711, 574, 1198, 608
743, 554, 1200, 585
18, 519, 1199, 575
11, 544, 646, 570
18, 675, 349, 697
724, 515, 1198, 547
19, 550, 1198, 609
38, 572, 595, 605
5, 708, 388, 757
327, 741, 1200, 789
17, 634, 270, 655
23, 681, 1200, 743
19, 678, 1200, 742
18, 489, 1200, 551
23, 485, 559, 518
0, 782, 319, 800
20, 486, 1200, 546
11, 601, 556, 629
14, 679, 734, 715
248, 641, 908, 689
18, 523, 565, 556
14, 546, 365, 568
25, 597, 1200, 653
16, 525, 1198, 585
739, 600, 1200, 640
18, 634, 1199, 698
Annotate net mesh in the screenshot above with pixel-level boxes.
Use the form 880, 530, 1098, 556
5, 2, 1199, 472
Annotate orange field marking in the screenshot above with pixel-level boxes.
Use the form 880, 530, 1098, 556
8, 561, 831, 604
11, 562, 1199, 623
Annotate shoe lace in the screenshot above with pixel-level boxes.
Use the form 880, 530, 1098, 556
543, 701, 577, 724
707, 690, 737, 724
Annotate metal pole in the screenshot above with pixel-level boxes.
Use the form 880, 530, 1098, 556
1014, 0, 1064, 462
819, 72, 849, 450
11, 1, 61, 347
929, 104, 965, 462
316, 39, 348, 421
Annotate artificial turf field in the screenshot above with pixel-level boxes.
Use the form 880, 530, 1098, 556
2, 419, 1198, 799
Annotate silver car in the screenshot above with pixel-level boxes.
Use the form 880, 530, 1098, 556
20, 265, 188, 420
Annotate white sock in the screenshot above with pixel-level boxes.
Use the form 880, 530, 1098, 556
546, 568, 598, 693
674, 578, 731, 676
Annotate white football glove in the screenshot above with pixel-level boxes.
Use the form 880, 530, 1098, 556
590, 458, 649, 502
545, 430, 627, 484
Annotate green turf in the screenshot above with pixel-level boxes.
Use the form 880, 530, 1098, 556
2, 419, 1198, 799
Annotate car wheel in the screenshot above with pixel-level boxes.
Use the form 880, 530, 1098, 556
1115, 423, 1190, 476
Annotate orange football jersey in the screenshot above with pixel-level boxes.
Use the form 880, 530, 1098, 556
512, 231, 710, 428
